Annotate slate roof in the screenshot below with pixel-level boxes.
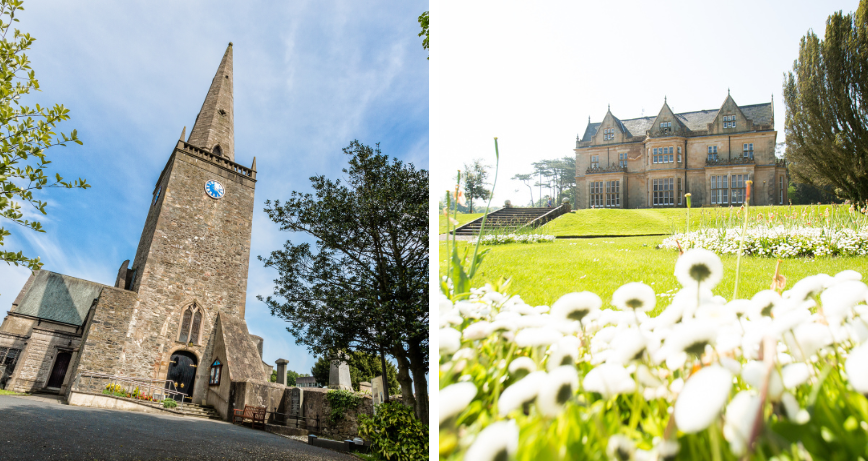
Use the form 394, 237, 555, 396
217, 313, 268, 382
581, 102, 773, 142
13, 271, 106, 326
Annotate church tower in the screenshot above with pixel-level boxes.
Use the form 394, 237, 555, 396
70, 43, 265, 405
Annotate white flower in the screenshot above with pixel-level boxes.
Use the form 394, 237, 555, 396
674, 248, 723, 290
781, 391, 810, 424
674, 365, 732, 433
607, 328, 648, 365
781, 362, 810, 388
547, 336, 581, 371
551, 291, 602, 323
653, 319, 718, 363
606, 435, 635, 461
786, 275, 827, 301
723, 391, 760, 456
508, 356, 537, 378
834, 269, 862, 282
583, 363, 636, 399
439, 382, 476, 425
537, 366, 579, 416
498, 371, 546, 416
612, 282, 657, 312
464, 420, 519, 461
821, 281, 868, 319
785, 322, 832, 361
514, 326, 563, 347
749, 290, 781, 319
846, 342, 868, 393
742, 361, 783, 401
463, 321, 493, 341
440, 328, 461, 354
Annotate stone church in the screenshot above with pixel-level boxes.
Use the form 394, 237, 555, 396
0, 43, 277, 419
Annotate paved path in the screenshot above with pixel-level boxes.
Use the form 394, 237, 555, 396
0, 395, 355, 460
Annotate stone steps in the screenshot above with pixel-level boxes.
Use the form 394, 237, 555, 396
138, 401, 222, 420
452, 207, 557, 236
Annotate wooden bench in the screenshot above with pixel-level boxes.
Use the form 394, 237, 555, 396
233, 405, 267, 429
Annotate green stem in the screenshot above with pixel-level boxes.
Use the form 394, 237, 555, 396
733, 201, 750, 300
468, 138, 500, 279
709, 421, 723, 461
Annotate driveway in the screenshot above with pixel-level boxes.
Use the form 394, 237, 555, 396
0, 395, 356, 460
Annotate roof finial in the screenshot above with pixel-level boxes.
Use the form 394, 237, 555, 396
179, 126, 186, 142
728, 87, 730, 96
588, 115, 591, 123
664, 95, 667, 104
608, 103, 610, 112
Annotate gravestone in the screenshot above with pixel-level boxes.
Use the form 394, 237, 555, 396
359, 381, 372, 395
328, 355, 352, 391
289, 387, 304, 417
372, 375, 384, 414
275, 358, 288, 385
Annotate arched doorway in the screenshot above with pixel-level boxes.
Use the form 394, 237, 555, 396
166, 351, 197, 402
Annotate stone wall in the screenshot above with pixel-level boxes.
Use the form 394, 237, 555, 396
301, 388, 374, 440
229, 379, 287, 421
8, 328, 82, 393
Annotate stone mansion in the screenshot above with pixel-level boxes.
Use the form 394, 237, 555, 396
574, 93, 788, 209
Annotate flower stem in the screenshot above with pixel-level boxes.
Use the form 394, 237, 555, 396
733, 189, 751, 299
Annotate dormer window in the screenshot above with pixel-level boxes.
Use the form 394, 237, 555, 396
603, 128, 615, 141
659, 121, 672, 133
178, 304, 203, 345
723, 115, 736, 129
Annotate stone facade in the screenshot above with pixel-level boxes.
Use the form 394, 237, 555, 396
302, 388, 374, 440
575, 93, 788, 209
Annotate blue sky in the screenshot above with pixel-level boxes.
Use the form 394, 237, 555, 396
0, 0, 429, 376
431, 0, 860, 205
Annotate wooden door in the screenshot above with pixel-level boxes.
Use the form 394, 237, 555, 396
166, 351, 197, 401
46, 351, 71, 389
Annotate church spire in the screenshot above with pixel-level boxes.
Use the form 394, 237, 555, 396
188, 42, 235, 161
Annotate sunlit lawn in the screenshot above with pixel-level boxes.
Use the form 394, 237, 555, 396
438, 212, 482, 234
439, 236, 868, 308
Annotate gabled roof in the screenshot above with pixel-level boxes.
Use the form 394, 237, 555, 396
12, 271, 107, 326
216, 312, 268, 382
580, 100, 773, 142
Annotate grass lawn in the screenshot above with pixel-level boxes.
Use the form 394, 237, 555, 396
438, 212, 483, 234
439, 236, 868, 310
0, 390, 22, 396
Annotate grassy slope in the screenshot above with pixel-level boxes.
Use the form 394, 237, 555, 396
438, 213, 483, 234
440, 237, 868, 310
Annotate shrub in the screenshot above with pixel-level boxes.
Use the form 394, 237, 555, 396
358, 402, 428, 461
162, 398, 178, 409
325, 389, 362, 424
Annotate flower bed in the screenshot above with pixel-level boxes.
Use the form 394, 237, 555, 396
439, 248, 868, 460
472, 234, 555, 245
660, 225, 868, 258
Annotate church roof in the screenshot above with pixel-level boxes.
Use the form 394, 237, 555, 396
187, 43, 235, 161
580, 101, 773, 141
216, 312, 268, 382
13, 271, 106, 326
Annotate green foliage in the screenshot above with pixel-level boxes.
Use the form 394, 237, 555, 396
325, 389, 362, 425
783, 0, 868, 204
162, 398, 177, 409
788, 182, 843, 205
417, 11, 428, 59
0, 389, 21, 395
358, 402, 428, 461
0, 0, 89, 272
269, 369, 309, 386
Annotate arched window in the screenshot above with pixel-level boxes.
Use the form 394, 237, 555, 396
212, 145, 223, 157
209, 359, 222, 386
178, 304, 203, 345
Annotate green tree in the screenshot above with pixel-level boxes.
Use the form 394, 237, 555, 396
464, 158, 491, 213
783, 1, 868, 204
269, 369, 310, 386
259, 141, 428, 421
0, 0, 87, 271
418, 11, 428, 59
511, 173, 534, 206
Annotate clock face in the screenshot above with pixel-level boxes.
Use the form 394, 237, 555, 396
204, 180, 225, 199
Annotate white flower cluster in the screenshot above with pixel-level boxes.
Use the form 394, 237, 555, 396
660, 225, 868, 258
471, 233, 556, 245
439, 248, 868, 460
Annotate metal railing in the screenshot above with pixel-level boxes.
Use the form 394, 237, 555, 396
70, 372, 188, 410
269, 410, 319, 431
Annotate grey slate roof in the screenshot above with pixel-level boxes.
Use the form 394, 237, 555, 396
581, 102, 772, 141
217, 313, 268, 382
13, 271, 106, 325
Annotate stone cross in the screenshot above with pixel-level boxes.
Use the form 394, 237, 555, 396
328, 355, 352, 391
275, 358, 288, 386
